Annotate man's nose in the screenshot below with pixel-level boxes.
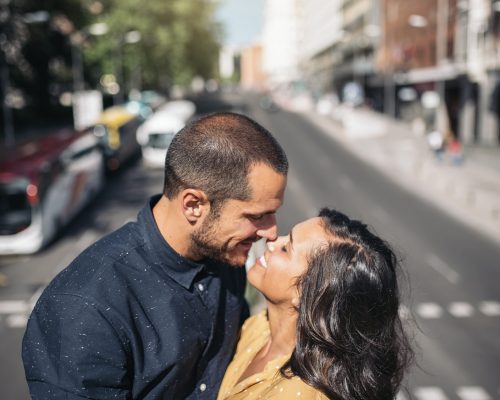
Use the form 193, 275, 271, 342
256, 214, 278, 241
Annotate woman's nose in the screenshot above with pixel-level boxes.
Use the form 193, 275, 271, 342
266, 236, 284, 252
266, 240, 276, 252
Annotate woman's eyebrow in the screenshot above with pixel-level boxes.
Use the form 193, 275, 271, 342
289, 228, 294, 251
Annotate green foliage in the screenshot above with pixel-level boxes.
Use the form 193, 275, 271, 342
82, 0, 221, 90
1, 0, 222, 123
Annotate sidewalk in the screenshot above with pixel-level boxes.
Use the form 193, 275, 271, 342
301, 107, 500, 245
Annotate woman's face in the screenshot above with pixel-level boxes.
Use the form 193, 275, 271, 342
247, 217, 330, 306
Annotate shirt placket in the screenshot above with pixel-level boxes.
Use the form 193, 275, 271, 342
193, 272, 220, 398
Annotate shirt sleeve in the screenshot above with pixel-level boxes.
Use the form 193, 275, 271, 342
22, 292, 132, 400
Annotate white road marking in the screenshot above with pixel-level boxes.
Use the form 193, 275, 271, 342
0, 300, 28, 314
416, 303, 444, 319
478, 301, 500, 316
6, 314, 28, 328
414, 387, 449, 400
426, 254, 460, 284
448, 302, 475, 318
457, 386, 492, 400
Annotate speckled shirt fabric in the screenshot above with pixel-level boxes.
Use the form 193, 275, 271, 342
22, 195, 249, 399
217, 311, 328, 400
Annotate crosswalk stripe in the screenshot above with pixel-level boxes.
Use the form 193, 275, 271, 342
448, 302, 475, 318
478, 301, 500, 316
416, 303, 444, 319
0, 300, 28, 314
457, 386, 492, 400
6, 314, 28, 328
414, 386, 449, 400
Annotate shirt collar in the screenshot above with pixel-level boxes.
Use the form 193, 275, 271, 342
138, 194, 206, 290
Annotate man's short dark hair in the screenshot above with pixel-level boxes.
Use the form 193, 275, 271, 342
163, 112, 288, 208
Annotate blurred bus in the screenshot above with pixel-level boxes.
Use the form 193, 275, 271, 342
94, 105, 142, 171
0, 128, 105, 255
136, 100, 195, 167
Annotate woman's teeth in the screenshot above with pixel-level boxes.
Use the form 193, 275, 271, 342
259, 256, 267, 268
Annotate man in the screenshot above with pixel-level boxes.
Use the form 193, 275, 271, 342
22, 112, 288, 399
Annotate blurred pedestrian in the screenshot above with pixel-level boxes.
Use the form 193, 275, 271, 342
447, 137, 465, 166
427, 130, 445, 161
22, 112, 288, 399
218, 208, 414, 400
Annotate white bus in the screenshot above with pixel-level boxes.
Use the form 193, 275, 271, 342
0, 128, 105, 255
136, 100, 195, 167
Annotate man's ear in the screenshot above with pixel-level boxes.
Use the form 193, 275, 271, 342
180, 189, 209, 224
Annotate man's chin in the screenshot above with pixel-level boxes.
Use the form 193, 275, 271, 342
223, 249, 250, 268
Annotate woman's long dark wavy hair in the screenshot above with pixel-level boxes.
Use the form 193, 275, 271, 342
281, 208, 414, 399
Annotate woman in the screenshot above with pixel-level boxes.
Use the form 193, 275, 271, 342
218, 208, 413, 400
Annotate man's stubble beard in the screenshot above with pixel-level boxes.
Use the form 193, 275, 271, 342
190, 213, 243, 268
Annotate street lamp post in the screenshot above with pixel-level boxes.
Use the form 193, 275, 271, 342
71, 22, 109, 93
113, 30, 141, 105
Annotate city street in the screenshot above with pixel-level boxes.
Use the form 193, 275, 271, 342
1, 93, 499, 399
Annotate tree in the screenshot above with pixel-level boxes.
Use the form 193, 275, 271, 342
83, 0, 222, 93
1, 0, 222, 134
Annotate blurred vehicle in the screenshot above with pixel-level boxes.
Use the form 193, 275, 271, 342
140, 90, 167, 110
94, 106, 142, 171
136, 100, 196, 167
125, 100, 153, 120
0, 128, 105, 255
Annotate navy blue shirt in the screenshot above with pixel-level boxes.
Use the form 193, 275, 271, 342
22, 195, 249, 399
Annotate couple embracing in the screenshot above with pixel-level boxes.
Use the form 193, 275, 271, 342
23, 112, 413, 399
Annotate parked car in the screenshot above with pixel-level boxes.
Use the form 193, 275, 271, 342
136, 100, 195, 167
0, 128, 105, 254
94, 106, 142, 171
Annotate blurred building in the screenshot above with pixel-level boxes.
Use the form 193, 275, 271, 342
335, 0, 381, 104
376, 0, 461, 132
376, 0, 500, 146
240, 43, 266, 90
219, 45, 237, 80
298, 0, 344, 95
295, 0, 381, 105
262, 0, 301, 85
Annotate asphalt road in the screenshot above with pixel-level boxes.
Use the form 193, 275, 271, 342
0, 92, 499, 400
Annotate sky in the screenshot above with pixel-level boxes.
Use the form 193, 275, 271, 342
216, 0, 264, 48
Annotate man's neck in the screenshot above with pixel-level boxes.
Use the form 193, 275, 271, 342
152, 195, 195, 260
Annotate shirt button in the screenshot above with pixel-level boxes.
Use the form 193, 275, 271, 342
197, 283, 204, 292
200, 383, 207, 392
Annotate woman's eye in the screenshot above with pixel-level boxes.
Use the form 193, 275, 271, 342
280, 245, 287, 252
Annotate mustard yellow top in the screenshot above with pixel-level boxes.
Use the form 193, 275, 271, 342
217, 311, 328, 400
